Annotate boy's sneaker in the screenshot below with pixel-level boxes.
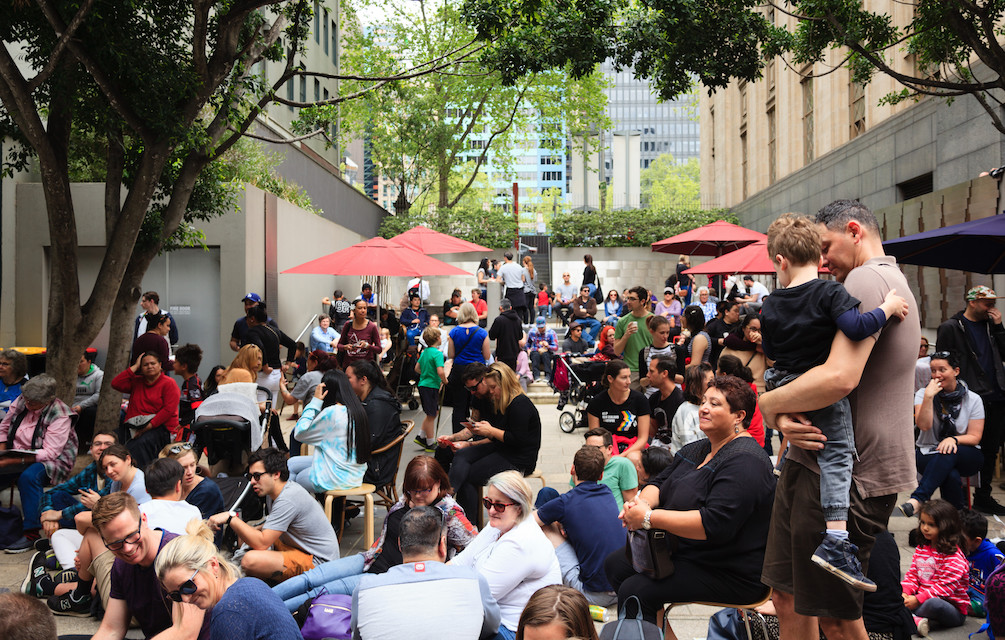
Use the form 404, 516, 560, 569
811, 534, 877, 592
55, 568, 78, 584
21, 552, 52, 597
43, 550, 60, 571
48, 591, 92, 617
413, 435, 435, 453
33, 538, 51, 553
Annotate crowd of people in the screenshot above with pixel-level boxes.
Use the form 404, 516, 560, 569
5, 199, 1005, 639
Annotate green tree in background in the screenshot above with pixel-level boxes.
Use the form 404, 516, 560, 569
640, 155, 700, 209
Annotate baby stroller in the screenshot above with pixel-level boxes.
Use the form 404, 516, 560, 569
386, 344, 420, 410
192, 384, 272, 472
552, 353, 606, 433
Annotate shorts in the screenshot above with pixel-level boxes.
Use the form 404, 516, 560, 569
90, 549, 116, 610
760, 461, 896, 620
275, 539, 317, 580
418, 385, 440, 417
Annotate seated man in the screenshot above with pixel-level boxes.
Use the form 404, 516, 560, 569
0, 592, 57, 640
527, 316, 558, 381
580, 427, 638, 509
208, 448, 339, 583
570, 286, 601, 344
442, 289, 464, 326
37, 457, 202, 612
45, 492, 206, 636
351, 506, 500, 640
110, 351, 179, 469
552, 272, 578, 326
536, 446, 625, 606
400, 293, 430, 345
561, 322, 590, 355
71, 350, 103, 454
0, 375, 78, 552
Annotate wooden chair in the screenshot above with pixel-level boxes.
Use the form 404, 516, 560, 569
371, 420, 414, 510
662, 588, 772, 640
322, 484, 377, 548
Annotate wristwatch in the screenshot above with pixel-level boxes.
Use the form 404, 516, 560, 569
225, 510, 237, 526
642, 509, 653, 530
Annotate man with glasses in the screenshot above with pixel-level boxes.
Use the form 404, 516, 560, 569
351, 506, 501, 640
570, 285, 601, 344
207, 447, 338, 583
436, 364, 497, 472
936, 285, 1005, 515
48, 491, 207, 635
613, 285, 654, 391
553, 272, 578, 326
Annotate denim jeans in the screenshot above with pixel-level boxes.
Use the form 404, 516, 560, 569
766, 368, 855, 522
287, 455, 319, 493
529, 350, 553, 379
0, 462, 50, 530
914, 596, 966, 628
575, 317, 601, 345
912, 446, 984, 509
45, 489, 84, 529
272, 553, 366, 611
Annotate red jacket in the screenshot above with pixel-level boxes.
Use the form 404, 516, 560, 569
111, 368, 180, 436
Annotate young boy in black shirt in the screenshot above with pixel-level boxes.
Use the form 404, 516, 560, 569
762, 213, 908, 592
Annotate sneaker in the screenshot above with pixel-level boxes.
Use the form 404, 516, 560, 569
915, 616, 929, 637
898, 502, 915, 518
974, 494, 1005, 516
43, 550, 60, 571
48, 591, 92, 617
55, 568, 78, 584
811, 534, 877, 592
3, 536, 34, 554
413, 435, 434, 452
33, 538, 51, 553
21, 552, 49, 597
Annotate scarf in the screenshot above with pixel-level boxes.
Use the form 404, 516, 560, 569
933, 379, 969, 441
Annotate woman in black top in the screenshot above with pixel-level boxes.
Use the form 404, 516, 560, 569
447, 362, 542, 518
604, 375, 775, 627
582, 254, 597, 297
587, 360, 650, 465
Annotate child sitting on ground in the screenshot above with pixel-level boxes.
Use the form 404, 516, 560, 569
172, 343, 203, 439
902, 499, 970, 635
961, 508, 1004, 617
414, 327, 447, 452
762, 212, 909, 591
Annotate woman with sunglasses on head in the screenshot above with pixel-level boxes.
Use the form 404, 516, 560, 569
159, 441, 224, 519
452, 470, 561, 640
157, 520, 302, 640
899, 350, 985, 516
272, 455, 477, 611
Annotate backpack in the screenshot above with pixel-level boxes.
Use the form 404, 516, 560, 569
599, 595, 664, 640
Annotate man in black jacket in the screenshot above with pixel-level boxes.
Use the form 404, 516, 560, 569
488, 298, 524, 371
936, 285, 1005, 515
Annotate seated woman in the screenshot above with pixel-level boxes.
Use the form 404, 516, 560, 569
156, 521, 302, 640
669, 362, 713, 455
605, 375, 776, 628
587, 360, 650, 467
595, 325, 618, 360
273, 455, 476, 610
0, 374, 78, 551
680, 305, 710, 368
899, 351, 984, 515
220, 344, 262, 386
286, 369, 371, 493
158, 442, 225, 519
452, 471, 561, 640
345, 360, 402, 489
516, 585, 599, 640
111, 351, 180, 468
447, 362, 542, 518
277, 349, 335, 413
603, 290, 624, 326
720, 314, 768, 395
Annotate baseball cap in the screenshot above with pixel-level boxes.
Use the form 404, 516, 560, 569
242, 292, 262, 303
535, 316, 546, 326
966, 285, 999, 301
663, 287, 674, 294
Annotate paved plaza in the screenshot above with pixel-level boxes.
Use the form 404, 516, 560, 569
0, 398, 988, 638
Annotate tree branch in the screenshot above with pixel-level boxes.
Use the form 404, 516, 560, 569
27, 0, 96, 92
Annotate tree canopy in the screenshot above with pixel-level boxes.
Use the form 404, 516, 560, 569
462, 0, 1005, 134
640, 154, 700, 209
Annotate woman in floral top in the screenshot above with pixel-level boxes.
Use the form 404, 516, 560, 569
272, 456, 477, 611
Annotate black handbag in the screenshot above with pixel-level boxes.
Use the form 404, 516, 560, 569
626, 527, 678, 580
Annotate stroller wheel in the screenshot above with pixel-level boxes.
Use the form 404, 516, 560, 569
408, 399, 419, 410
559, 411, 577, 434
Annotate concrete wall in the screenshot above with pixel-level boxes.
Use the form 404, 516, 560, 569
551, 247, 713, 297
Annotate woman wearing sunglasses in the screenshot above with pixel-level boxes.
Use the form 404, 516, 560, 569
899, 350, 985, 515
452, 470, 561, 640
157, 520, 302, 640
159, 441, 224, 519
272, 455, 477, 610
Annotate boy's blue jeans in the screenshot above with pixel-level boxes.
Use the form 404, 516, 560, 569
766, 368, 855, 522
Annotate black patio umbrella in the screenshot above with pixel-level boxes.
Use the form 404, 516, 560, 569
883, 214, 1005, 274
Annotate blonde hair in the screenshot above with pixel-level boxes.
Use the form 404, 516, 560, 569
767, 213, 821, 267
155, 520, 242, 585
92, 491, 141, 533
522, 256, 535, 280
456, 301, 479, 325
486, 470, 532, 523
486, 361, 525, 414
226, 344, 262, 380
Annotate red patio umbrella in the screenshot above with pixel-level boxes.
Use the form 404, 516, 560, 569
390, 225, 491, 254
651, 220, 767, 256
281, 237, 471, 277
684, 240, 827, 275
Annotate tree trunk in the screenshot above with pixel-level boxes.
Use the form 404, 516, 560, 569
93, 273, 144, 434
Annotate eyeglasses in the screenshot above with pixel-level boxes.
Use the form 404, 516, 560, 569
482, 498, 517, 513
406, 486, 436, 497
626, 296, 640, 302
166, 569, 200, 602
167, 443, 193, 456
103, 523, 142, 551
246, 471, 268, 481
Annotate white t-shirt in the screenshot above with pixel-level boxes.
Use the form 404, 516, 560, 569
748, 281, 770, 301
913, 386, 985, 455
406, 278, 431, 302
141, 499, 203, 535
498, 262, 524, 289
